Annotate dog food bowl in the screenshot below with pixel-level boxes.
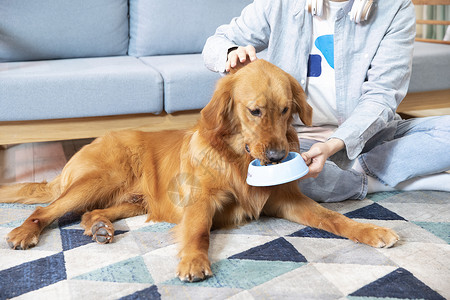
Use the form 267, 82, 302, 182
246, 152, 309, 187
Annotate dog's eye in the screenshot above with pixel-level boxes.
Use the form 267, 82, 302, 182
281, 107, 289, 115
249, 108, 262, 117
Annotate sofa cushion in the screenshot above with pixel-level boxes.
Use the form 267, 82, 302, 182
129, 0, 253, 57
0, 0, 129, 62
409, 42, 450, 93
140, 54, 222, 113
0, 57, 163, 121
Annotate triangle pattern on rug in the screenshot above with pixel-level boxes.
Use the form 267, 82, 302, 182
413, 221, 450, 243
58, 212, 83, 228
137, 222, 175, 232
288, 227, 346, 240
366, 191, 404, 202
60, 229, 128, 251
228, 237, 307, 262
119, 285, 161, 300
0, 252, 67, 299
349, 267, 445, 299
164, 258, 305, 289
74, 256, 154, 284
131, 231, 175, 254
345, 203, 406, 221
157, 285, 242, 299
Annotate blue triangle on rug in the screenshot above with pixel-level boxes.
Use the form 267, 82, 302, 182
349, 268, 445, 299
413, 221, 450, 243
74, 256, 154, 284
228, 237, 307, 262
288, 226, 346, 239
164, 258, 305, 289
58, 212, 82, 228
60, 228, 128, 251
119, 285, 161, 300
345, 203, 406, 221
366, 191, 404, 202
0, 252, 67, 299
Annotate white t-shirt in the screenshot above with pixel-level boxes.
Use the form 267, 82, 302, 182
294, 0, 349, 141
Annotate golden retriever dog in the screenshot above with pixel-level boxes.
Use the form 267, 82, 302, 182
0, 59, 398, 282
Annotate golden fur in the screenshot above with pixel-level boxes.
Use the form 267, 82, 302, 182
0, 60, 398, 282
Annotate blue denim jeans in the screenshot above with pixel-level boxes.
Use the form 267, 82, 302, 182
298, 116, 450, 202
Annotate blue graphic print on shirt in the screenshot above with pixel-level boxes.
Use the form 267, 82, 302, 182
307, 55, 322, 77
307, 34, 334, 77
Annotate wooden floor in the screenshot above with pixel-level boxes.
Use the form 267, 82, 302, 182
0, 139, 93, 185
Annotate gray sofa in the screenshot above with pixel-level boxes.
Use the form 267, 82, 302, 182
408, 41, 450, 93
0, 0, 251, 144
1, 0, 449, 145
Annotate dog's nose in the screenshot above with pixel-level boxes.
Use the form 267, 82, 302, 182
266, 149, 286, 163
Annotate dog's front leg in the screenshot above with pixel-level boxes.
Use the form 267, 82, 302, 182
175, 196, 214, 282
264, 185, 399, 248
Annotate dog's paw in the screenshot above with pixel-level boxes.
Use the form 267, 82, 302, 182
91, 221, 114, 244
6, 226, 39, 250
177, 254, 213, 282
356, 225, 399, 248
81, 213, 114, 244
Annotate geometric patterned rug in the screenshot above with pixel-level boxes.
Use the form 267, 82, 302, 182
0, 191, 449, 299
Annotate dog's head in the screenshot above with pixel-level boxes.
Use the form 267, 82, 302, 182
200, 59, 312, 165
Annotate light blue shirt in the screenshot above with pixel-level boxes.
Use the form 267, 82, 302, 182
202, 0, 416, 168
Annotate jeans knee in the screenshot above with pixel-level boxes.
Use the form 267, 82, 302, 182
433, 115, 450, 131
396, 115, 450, 138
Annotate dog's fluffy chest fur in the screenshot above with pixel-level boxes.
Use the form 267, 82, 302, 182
182, 130, 271, 227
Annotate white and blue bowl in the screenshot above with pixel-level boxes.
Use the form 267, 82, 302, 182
246, 152, 309, 187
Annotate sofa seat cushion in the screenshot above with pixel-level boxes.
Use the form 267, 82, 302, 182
0, 0, 129, 62
140, 54, 221, 113
409, 42, 450, 93
0, 57, 163, 121
129, 0, 252, 56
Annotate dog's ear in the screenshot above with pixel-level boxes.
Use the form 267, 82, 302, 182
288, 73, 313, 126
200, 75, 235, 139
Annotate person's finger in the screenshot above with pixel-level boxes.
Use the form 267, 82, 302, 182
226, 58, 232, 72
245, 45, 257, 61
301, 152, 311, 165
308, 161, 322, 177
236, 47, 248, 63
227, 50, 240, 69
231, 52, 239, 68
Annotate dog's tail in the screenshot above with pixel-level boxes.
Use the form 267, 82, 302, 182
0, 177, 61, 204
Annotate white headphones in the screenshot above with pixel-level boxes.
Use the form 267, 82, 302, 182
305, 0, 374, 23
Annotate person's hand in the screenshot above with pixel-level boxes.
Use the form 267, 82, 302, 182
301, 139, 345, 178
301, 143, 330, 178
226, 45, 257, 73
